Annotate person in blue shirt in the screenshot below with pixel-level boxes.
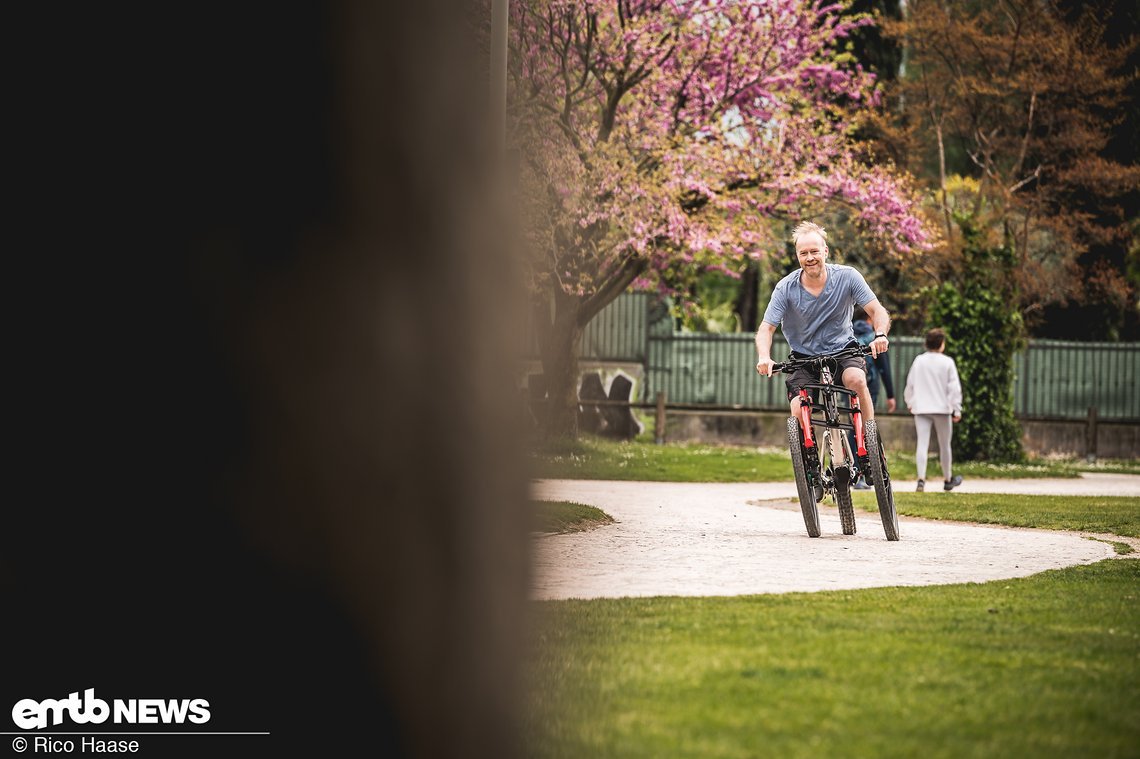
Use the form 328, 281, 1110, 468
754, 221, 892, 481
852, 306, 896, 412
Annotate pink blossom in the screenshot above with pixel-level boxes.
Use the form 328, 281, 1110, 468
509, 0, 935, 298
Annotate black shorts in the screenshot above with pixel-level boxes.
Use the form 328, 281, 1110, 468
785, 343, 867, 401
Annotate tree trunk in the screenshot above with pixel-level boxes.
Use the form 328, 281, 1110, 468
734, 259, 761, 333
535, 291, 585, 440
934, 118, 954, 245
533, 256, 646, 441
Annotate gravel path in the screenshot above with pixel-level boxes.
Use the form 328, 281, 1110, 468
530, 474, 1140, 600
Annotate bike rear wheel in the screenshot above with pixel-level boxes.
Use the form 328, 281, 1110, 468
787, 416, 821, 538
864, 419, 899, 541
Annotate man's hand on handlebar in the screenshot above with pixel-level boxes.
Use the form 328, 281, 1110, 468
869, 334, 889, 358
761, 345, 875, 376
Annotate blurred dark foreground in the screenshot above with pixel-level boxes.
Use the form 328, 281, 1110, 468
5, 2, 531, 757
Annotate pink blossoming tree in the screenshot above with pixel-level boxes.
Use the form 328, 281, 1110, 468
511, 0, 933, 438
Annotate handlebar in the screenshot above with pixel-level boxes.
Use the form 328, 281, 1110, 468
769, 344, 872, 375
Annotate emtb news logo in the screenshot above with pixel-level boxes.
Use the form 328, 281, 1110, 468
11, 689, 210, 730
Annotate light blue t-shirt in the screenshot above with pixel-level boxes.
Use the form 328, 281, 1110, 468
762, 264, 877, 356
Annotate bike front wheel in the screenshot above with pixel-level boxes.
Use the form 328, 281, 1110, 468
835, 468, 856, 535
787, 416, 821, 538
864, 419, 899, 541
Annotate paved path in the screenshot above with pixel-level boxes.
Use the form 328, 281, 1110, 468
530, 474, 1140, 601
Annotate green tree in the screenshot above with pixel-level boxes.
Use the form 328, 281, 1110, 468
926, 219, 1026, 462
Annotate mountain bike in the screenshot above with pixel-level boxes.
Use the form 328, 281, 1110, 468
771, 345, 899, 541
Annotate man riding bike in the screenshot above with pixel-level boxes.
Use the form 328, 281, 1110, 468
754, 221, 892, 479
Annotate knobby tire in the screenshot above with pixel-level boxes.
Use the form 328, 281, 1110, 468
864, 419, 899, 541
787, 416, 821, 538
835, 474, 856, 535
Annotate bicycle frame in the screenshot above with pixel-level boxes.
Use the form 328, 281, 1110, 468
797, 367, 865, 453
779, 348, 869, 495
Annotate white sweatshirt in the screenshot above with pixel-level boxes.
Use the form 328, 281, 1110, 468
904, 351, 963, 415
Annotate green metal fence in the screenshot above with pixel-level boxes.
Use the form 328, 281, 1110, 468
524, 292, 653, 362
528, 293, 1140, 421
644, 331, 1139, 421
647, 332, 791, 408
1014, 340, 1139, 420
581, 292, 652, 361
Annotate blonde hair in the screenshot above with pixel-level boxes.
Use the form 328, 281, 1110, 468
791, 221, 828, 246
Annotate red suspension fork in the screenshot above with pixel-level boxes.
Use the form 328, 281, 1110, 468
797, 389, 815, 448
851, 395, 867, 456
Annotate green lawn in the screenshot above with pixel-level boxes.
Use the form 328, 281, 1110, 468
526, 439, 1140, 758
525, 560, 1140, 759
531, 437, 792, 482
530, 434, 1139, 482
853, 492, 1140, 538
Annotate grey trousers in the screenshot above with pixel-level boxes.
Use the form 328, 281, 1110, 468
914, 414, 953, 481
